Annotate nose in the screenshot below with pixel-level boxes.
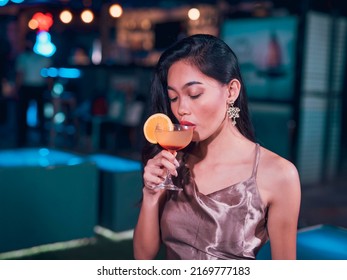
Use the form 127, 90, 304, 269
177, 98, 190, 117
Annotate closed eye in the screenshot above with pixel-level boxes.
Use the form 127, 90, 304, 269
190, 93, 201, 99
169, 96, 178, 102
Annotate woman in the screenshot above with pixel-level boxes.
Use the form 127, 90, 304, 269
133, 34, 301, 260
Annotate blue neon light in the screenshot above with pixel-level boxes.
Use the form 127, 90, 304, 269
58, 68, 81, 78
41, 67, 81, 79
33, 31, 56, 58
0, 0, 9, 7
0, 149, 85, 167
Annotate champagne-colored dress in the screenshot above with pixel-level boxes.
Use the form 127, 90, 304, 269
160, 144, 268, 260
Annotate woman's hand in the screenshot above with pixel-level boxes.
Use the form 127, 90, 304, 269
143, 150, 179, 191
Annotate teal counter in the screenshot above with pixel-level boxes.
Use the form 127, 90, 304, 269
257, 224, 347, 260
0, 148, 98, 253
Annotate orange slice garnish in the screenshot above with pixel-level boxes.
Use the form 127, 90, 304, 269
143, 113, 173, 144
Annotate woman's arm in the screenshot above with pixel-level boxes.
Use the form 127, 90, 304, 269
133, 188, 166, 259
133, 150, 179, 259
267, 160, 301, 260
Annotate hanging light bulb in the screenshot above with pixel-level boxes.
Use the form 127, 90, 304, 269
81, 9, 94, 23
60, 10, 73, 24
188, 8, 200, 21
109, 4, 123, 18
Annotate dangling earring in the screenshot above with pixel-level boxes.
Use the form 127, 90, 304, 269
227, 100, 240, 126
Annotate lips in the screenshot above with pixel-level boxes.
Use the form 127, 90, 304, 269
180, 121, 196, 127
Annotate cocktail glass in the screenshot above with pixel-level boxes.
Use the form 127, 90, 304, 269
154, 124, 194, 191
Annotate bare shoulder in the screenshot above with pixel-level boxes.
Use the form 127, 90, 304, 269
257, 146, 301, 205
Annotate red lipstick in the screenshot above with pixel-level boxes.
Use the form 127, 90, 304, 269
180, 121, 196, 127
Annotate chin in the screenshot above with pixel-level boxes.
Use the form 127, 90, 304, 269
192, 131, 200, 142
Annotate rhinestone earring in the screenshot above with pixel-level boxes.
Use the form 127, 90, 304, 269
227, 101, 240, 126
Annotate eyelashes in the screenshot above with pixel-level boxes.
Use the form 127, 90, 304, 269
169, 96, 178, 102
190, 93, 202, 99
169, 93, 202, 103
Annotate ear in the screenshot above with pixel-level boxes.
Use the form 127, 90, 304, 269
227, 79, 241, 103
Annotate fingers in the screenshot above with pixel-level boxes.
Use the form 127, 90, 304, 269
143, 150, 179, 189
143, 168, 165, 187
151, 150, 179, 175
159, 150, 179, 167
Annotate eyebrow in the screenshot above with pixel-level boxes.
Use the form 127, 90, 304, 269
167, 81, 203, 92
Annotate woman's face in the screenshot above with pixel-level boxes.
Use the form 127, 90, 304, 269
167, 60, 230, 142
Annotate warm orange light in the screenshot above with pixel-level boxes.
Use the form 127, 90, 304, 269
81, 9, 94, 23
59, 10, 73, 24
28, 19, 39, 30
109, 4, 123, 18
188, 8, 200, 21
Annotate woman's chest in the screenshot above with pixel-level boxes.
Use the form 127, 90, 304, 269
190, 163, 253, 195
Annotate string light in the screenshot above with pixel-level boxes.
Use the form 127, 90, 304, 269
81, 9, 94, 23
59, 10, 73, 24
188, 8, 200, 21
109, 4, 123, 18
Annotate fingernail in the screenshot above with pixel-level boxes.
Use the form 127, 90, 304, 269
174, 159, 179, 167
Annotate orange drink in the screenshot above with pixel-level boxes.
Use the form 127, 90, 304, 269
154, 125, 193, 152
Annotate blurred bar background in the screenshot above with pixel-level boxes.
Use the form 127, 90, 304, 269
0, 0, 346, 260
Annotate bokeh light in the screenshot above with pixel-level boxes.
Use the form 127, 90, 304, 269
33, 31, 56, 57
28, 19, 39, 30
0, 0, 9, 7
188, 8, 200, 21
59, 10, 73, 24
109, 4, 123, 18
81, 9, 94, 23
32, 12, 53, 31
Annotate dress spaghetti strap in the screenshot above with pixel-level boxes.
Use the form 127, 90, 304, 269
251, 143, 260, 178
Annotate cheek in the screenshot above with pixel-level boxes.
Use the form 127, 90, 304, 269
193, 100, 227, 137
200, 96, 226, 119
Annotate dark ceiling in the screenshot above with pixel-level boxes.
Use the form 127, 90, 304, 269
3, 0, 347, 16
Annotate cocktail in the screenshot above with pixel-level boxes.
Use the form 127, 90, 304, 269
154, 123, 194, 190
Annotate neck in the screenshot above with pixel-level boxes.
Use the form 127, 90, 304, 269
192, 119, 247, 164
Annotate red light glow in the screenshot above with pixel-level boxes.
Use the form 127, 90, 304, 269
32, 12, 53, 31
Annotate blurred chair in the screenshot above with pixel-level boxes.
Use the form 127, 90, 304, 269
86, 154, 142, 232
90, 99, 145, 152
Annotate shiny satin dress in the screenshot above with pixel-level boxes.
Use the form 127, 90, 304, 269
160, 144, 269, 260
